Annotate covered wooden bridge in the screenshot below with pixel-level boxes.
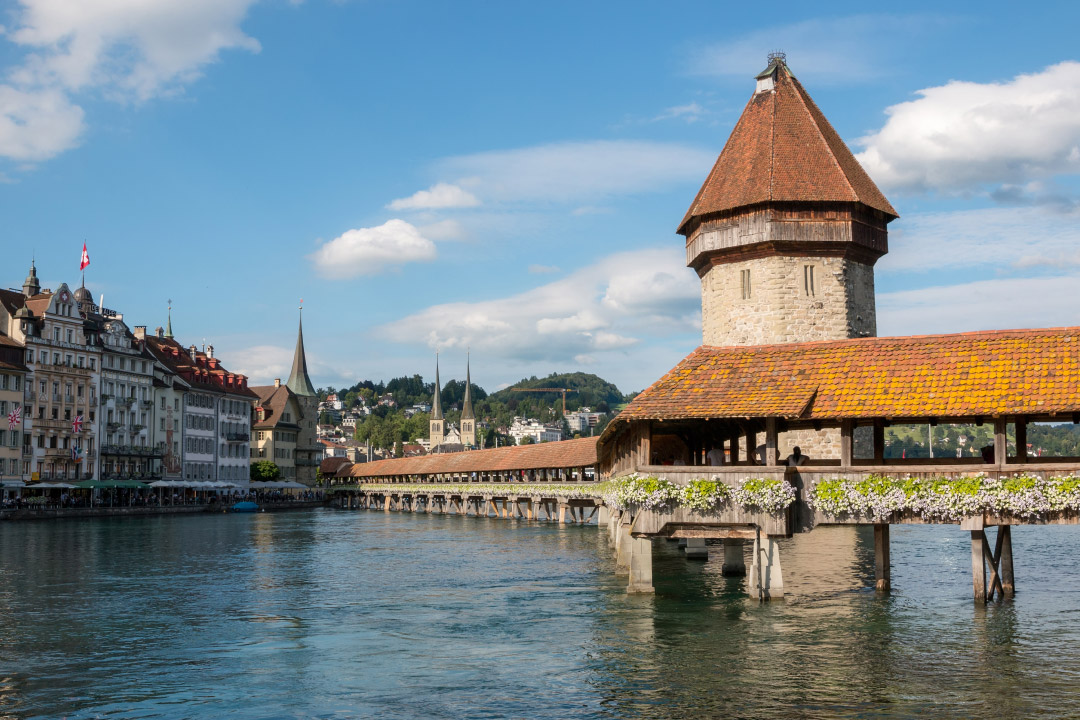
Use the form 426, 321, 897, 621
326, 437, 605, 523
599, 327, 1080, 600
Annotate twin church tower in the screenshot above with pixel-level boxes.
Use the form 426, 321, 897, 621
428, 354, 476, 451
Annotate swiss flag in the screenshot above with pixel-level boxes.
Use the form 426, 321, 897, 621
80, 242, 90, 271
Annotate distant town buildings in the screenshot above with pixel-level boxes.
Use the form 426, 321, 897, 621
508, 417, 563, 445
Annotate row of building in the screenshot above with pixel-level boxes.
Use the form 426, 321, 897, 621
0, 265, 322, 492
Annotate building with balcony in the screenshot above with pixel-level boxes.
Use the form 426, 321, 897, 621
97, 316, 160, 483
0, 335, 29, 493
145, 323, 255, 487
0, 267, 102, 483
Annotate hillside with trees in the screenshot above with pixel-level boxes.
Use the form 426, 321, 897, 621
320, 371, 629, 452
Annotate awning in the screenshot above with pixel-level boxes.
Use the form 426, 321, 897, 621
30, 482, 77, 489
250, 481, 309, 490
0, 480, 25, 488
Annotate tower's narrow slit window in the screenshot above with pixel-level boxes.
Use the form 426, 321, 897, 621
803, 265, 816, 297
741, 269, 751, 300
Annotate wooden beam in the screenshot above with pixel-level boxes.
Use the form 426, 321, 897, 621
1015, 419, 1028, 463
765, 418, 778, 466
745, 429, 757, 465
840, 420, 854, 468
994, 418, 1008, 466
971, 530, 987, 603
873, 420, 885, 463
874, 524, 891, 592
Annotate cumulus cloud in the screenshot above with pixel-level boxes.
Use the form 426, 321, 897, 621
436, 140, 713, 204
0, 0, 261, 162
878, 273, 1080, 337
881, 205, 1080, 273
857, 61, 1080, 195
309, 219, 437, 278
379, 248, 700, 363
387, 182, 480, 211
418, 218, 466, 241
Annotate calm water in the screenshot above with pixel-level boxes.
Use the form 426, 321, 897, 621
2, 510, 1080, 719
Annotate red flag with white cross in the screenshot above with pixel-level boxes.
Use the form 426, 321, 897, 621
80, 242, 90, 271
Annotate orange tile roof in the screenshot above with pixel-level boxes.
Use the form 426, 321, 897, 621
610, 328, 1080, 432
678, 62, 897, 234
347, 437, 598, 479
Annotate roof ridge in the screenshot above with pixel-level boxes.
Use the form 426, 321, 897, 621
784, 71, 856, 202
698, 325, 1080, 353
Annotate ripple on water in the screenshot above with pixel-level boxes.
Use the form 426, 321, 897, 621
3, 514, 1080, 718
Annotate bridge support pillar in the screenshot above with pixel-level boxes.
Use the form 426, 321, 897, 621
684, 537, 709, 560
874, 524, 891, 592
748, 534, 784, 601
608, 510, 619, 543
616, 519, 632, 573
627, 537, 654, 594
721, 539, 746, 576
558, 503, 569, 525
597, 505, 610, 528
383, 496, 391, 512
970, 525, 1014, 603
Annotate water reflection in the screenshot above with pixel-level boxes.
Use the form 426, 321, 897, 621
2, 513, 1080, 718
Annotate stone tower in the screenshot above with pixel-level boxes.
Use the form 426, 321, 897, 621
460, 353, 476, 449
679, 53, 898, 348
287, 309, 320, 485
429, 355, 444, 450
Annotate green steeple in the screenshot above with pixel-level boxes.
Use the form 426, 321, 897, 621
165, 301, 174, 339
286, 309, 317, 397
432, 354, 443, 420
22, 259, 40, 298
461, 352, 474, 420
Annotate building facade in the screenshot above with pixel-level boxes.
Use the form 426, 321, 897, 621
0, 270, 103, 483
0, 337, 28, 491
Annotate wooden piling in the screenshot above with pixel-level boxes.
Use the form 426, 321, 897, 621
874, 523, 891, 592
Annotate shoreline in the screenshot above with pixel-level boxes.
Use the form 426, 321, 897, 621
0, 500, 328, 522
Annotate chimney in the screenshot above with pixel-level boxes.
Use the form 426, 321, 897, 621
189, 344, 198, 358
155, 326, 164, 338
207, 344, 214, 359
274, 378, 281, 388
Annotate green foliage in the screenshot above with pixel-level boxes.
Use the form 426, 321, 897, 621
250, 460, 280, 482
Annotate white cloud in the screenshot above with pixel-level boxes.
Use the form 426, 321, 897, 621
224, 342, 353, 388
436, 140, 713, 204
878, 273, 1080, 337
309, 219, 437, 278
881, 205, 1080, 273
688, 15, 933, 83
419, 218, 465, 241
652, 102, 707, 123
387, 182, 480, 211
0, 85, 84, 161
379, 247, 700, 363
0, 0, 261, 162
857, 61, 1080, 195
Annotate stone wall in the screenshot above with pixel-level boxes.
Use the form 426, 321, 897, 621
701, 255, 876, 347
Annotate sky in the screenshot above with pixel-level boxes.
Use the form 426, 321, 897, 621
1, 0, 1079, 395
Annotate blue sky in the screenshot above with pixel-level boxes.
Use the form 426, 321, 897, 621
2, 1, 1079, 394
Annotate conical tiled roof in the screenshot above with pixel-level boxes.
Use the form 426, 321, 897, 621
678, 57, 897, 235
287, 314, 317, 397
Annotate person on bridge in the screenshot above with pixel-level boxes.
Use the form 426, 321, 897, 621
706, 445, 726, 466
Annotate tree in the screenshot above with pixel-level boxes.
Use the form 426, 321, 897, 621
319, 411, 332, 425
250, 460, 280, 482
519, 435, 535, 445
394, 440, 403, 458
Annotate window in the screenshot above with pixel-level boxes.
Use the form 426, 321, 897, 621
740, 269, 751, 300
803, 264, 816, 297
89, 359, 95, 370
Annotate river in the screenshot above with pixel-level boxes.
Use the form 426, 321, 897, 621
1, 509, 1079, 719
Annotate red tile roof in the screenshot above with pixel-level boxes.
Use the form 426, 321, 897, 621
607, 328, 1080, 434
678, 62, 897, 234
320, 457, 353, 477
347, 437, 598, 479
145, 336, 256, 398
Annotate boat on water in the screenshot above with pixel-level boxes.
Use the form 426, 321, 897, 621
230, 501, 259, 513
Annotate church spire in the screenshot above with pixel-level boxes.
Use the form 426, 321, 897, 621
165, 300, 174, 339
461, 351, 474, 420
431, 353, 443, 420
286, 304, 317, 397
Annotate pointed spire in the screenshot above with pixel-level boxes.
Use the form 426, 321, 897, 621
461, 351, 474, 420
165, 300, 174, 339
286, 304, 317, 397
22, 258, 40, 298
431, 353, 443, 420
